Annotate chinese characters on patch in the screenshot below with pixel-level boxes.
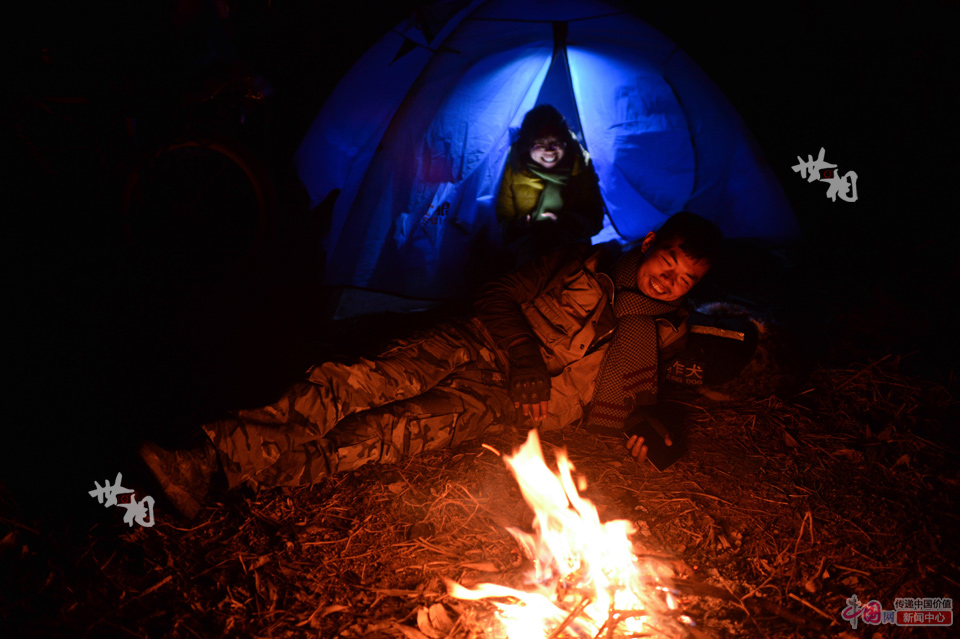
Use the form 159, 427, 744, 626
792, 147, 858, 202
842, 594, 953, 628
89, 472, 156, 528
664, 359, 703, 386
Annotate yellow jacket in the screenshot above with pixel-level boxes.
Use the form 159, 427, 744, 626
495, 148, 605, 241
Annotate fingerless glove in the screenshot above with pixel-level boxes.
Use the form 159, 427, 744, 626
507, 341, 551, 404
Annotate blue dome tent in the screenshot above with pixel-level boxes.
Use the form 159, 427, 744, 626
295, 0, 799, 310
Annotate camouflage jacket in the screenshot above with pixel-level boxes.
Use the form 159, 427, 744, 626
474, 243, 689, 376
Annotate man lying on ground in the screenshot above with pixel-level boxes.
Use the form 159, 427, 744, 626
140, 212, 723, 517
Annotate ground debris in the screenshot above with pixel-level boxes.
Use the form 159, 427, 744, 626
3, 358, 958, 638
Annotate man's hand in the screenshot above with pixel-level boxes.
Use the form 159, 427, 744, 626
624, 411, 674, 463
517, 397, 550, 421
626, 430, 673, 462
507, 340, 551, 422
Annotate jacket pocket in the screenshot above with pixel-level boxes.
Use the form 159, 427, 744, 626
530, 269, 601, 336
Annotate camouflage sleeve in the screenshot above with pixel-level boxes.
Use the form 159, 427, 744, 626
473, 243, 596, 350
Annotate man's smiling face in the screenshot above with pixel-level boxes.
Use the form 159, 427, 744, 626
635, 232, 711, 301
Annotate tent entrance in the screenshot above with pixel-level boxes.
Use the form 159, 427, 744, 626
534, 22, 623, 245
534, 22, 583, 144
296, 1, 801, 317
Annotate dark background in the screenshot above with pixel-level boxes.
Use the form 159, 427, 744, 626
4, 0, 957, 523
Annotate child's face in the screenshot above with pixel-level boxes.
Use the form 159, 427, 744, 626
529, 136, 565, 169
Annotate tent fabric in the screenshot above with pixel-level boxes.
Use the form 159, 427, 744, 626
295, 0, 800, 301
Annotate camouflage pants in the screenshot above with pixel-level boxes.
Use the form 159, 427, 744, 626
203, 320, 518, 489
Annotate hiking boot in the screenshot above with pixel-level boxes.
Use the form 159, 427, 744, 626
138, 441, 220, 519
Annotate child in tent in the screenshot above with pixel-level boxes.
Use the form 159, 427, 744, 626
496, 104, 605, 266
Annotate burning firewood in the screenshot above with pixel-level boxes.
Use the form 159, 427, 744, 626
447, 429, 691, 638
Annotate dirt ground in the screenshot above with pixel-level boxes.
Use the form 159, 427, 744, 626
3, 353, 957, 639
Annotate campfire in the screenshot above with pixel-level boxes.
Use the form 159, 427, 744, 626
447, 429, 691, 638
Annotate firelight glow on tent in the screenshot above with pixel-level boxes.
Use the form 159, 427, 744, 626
295, 0, 799, 303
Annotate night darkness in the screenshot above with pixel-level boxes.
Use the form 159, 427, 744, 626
4, 1, 959, 637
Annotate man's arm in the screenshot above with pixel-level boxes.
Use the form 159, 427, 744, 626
474, 243, 597, 421
474, 242, 595, 350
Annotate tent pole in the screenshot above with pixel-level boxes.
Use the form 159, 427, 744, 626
551, 21, 586, 147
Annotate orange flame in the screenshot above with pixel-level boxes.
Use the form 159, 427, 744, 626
447, 430, 684, 638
